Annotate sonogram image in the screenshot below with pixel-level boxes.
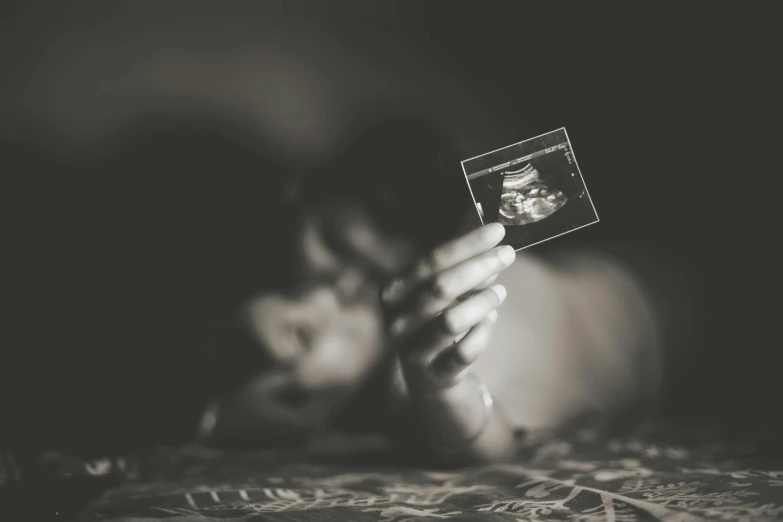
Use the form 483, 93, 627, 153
498, 163, 568, 225
460, 128, 598, 250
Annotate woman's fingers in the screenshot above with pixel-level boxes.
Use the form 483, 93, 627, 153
428, 312, 497, 387
473, 273, 500, 293
396, 284, 506, 359
382, 223, 513, 391
381, 223, 505, 307
412, 244, 515, 316
386, 242, 513, 338
436, 284, 506, 343
387, 278, 507, 341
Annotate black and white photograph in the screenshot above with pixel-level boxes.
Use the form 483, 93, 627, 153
461, 128, 598, 251
1, 3, 780, 522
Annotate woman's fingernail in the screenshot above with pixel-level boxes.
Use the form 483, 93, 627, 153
487, 309, 498, 323
489, 284, 507, 303
498, 245, 516, 265
459, 341, 486, 363
485, 222, 506, 241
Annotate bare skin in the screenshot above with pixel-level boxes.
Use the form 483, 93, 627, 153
380, 223, 518, 464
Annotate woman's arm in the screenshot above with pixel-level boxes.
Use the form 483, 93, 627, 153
380, 243, 671, 466
382, 356, 516, 467
473, 250, 665, 431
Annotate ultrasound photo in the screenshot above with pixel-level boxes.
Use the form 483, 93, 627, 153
461, 128, 598, 250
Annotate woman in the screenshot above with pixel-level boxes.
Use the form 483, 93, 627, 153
1, 2, 667, 491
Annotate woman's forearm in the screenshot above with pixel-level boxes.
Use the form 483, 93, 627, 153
416, 375, 516, 466
383, 359, 515, 467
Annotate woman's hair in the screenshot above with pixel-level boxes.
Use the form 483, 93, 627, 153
301, 111, 471, 250
87, 111, 470, 319
89, 113, 299, 318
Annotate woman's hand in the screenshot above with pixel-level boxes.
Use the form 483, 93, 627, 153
382, 222, 514, 391
380, 223, 517, 464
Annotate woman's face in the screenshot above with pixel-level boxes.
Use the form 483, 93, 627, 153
213, 204, 415, 444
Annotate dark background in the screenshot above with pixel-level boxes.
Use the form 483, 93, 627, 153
1, 1, 780, 449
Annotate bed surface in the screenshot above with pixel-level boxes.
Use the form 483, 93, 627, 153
27, 424, 773, 522
3, 425, 779, 521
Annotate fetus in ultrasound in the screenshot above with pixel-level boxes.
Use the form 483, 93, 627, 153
498, 164, 567, 225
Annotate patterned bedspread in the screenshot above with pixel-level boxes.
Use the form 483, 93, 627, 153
10, 426, 783, 522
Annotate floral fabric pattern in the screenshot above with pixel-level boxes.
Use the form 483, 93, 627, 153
65, 429, 783, 522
